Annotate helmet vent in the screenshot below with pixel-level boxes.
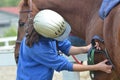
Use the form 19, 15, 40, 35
58, 30, 60, 33
55, 32, 58, 35
60, 27, 62, 30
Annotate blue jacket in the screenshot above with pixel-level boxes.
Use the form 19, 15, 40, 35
17, 36, 73, 80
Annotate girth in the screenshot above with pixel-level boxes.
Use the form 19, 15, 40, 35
87, 35, 114, 79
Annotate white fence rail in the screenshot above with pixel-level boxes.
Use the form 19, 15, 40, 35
0, 36, 17, 66
0, 36, 17, 53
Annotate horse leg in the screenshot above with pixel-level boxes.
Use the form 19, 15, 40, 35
103, 5, 120, 80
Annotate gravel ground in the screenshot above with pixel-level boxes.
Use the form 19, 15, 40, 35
0, 63, 91, 80
0, 66, 63, 80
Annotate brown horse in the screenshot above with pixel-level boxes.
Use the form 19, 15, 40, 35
15, 0, 120, 80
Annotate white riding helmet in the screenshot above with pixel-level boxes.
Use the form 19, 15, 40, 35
33, 9, 71, 41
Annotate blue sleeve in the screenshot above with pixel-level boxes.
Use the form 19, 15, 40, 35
57, 39, 72, 56
27, 41, 73, 72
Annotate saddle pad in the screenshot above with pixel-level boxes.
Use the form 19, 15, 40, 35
99, 0, 120, 20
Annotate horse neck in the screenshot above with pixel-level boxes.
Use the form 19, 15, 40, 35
32, 0, 102, 38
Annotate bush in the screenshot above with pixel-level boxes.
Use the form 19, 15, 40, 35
0, 27, 17, 46
3, 26, 17, 37
0, 0, 20, 7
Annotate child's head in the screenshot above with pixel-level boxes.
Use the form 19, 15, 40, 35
33, 9, 71, 41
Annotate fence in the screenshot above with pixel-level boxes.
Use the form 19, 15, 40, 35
0, 36, 17, 53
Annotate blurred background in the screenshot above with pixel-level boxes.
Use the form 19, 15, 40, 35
0, 0, 20, 80
0, 0, 90, 80
0, 0, 20, 37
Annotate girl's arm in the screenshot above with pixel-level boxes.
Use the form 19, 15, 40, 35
69, 44, 91, 55
73, 59, 112, 73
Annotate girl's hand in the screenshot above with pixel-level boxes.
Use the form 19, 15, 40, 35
95, 59, 112, 73
86, 42, 101, 52
94, 42, 101, 50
